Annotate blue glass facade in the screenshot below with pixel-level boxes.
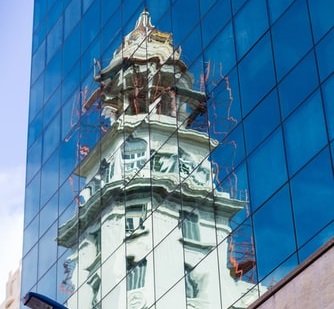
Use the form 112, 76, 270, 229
22, 0, 334, 308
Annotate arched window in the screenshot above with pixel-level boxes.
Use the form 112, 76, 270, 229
122, 136, 147, 172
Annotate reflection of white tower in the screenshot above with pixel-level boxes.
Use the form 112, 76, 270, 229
57, 10, 261, 309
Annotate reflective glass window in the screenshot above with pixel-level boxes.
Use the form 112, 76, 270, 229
26, 137, 42, 183
28, 110, 43, 148
244, 90, 280, 154
81, 0, 100, 52
171, 0, 200, 46
279, 51, 318, 119
29, 74, 44, 122
203, 22, 236, 79
63, 24, 80, 78
239, 34, 275, 116
46, 18, 63, 63
21, 245, 38, 294
201, 0, 231, 49
83, 0, 95, 13
43, 112, 60, 163
234, 0, 268, 59
253, 185, 296, 280
290, 148, 334, 247
231, 0, 247, 13
272, 0, 313, 80
33, 0, 47, 31
309, 0, 334, 43
101, 0, 120, 26
47, 1, 62, 31
38, 222, 58, 278
44, 88, 61, 129
81, 37, 100, 79
284, 91, 327, 175
23, 216, 39, 256
64, 0, 81, 39
62, 64, 80, 103
248, 128, 287, 210
267, 0, 293, 24
37, 264, 57, 300
32, 20, 47, 53
40, 193, 58, 237
44, 50, 62, 102
316, 28, 334, 82
101, 9, 121, 54
31, 40, 46, 84
24, 173, 41, 226
41, 149, 59, 207
322, 75, 334, 140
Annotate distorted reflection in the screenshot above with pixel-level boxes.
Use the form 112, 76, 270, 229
57, 9, 263, 309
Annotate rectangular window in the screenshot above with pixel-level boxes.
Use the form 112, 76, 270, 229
127, 258, 147, 290
180, 211, 200, 241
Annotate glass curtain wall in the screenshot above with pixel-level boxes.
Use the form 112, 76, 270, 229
22, 0, 334, 309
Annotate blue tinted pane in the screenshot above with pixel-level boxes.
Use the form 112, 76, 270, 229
81, 37, 100, 79
203, 23, 236, 79
244, 90, 280, 154
239, 34, 275, 115
40, 194, 58, 237
62, 64, 80, 103
47, 1, 63, 31
37, 264, 57, 300
253, 185, 296, 280
23, 215, 39, 255
248, 129, 287, 209
64, 0, 81, 39
43, 112, 60, 163
81, 0, 100, 52
41, 149, 59, 207
290, 148, 334, 247
63, 24, 80, 77
33, 0, 47, 30
201, 0, 231, 48
21, 245, 38, 294
26, 138, 42, 183
316, 28, 334, 82
24, 173, 41, 227
101, 0, 120, 26
284, 91, 327, 175
46, 18, 63, 62
279, 51, 318, 119
171, 0, 200, 46
83, 0, 95, 13
28, 110, 43, 148
322, 75, 334, 140
309, 0, 334, 42
29, 74, 45, 121
234, 0, 268, 59
31, 40, 46, 83
44, 88, 61, 129
33, 20, 47, 53
231, 0, 247, 13
267, 0, 293, 23
44, 51, 62, 102
272, 0, 313, 80
38, 223, 58, 277
101, 10, 122, 55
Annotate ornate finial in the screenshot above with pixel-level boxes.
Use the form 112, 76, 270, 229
135, 9, 154, 32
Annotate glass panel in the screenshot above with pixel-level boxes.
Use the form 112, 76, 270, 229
309, 0, 334, 43
316, 28, 334, 82
279, 51, 318, 119
272, 0, 313, 80
41, 149, 59, 207
23, 216, 39, 257
253, 185, 296, 280
203, 22, 236, 82
284, 91, 327, 175
26, 137, 42, 183
201, 0, 231, 49
267, 0, 293, 24
21, 245, 38, 295
46, 16, 63, 63
244, 90, 280, 154
63, 24, 80, 78
290, 148, 334, 248
64, 0, 81, 39
29, 74, 45, 122
40, 193, 58, 237
28, 110, 43, 148
44, 88, 61, 129
101, 0, 120, 26
81, 0, 101, 52
248, 128, 287, 210
322, 75, 334, 140
31, 40, 46, 84
43, 111, 60, 163
239, 34, 275, 116
38, 222, 58, 278
44, 50, 62, 102
234, 0, 268, 59
37, 264, 57, 300
154, 227, 184, 299
24, 172, 41, 227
